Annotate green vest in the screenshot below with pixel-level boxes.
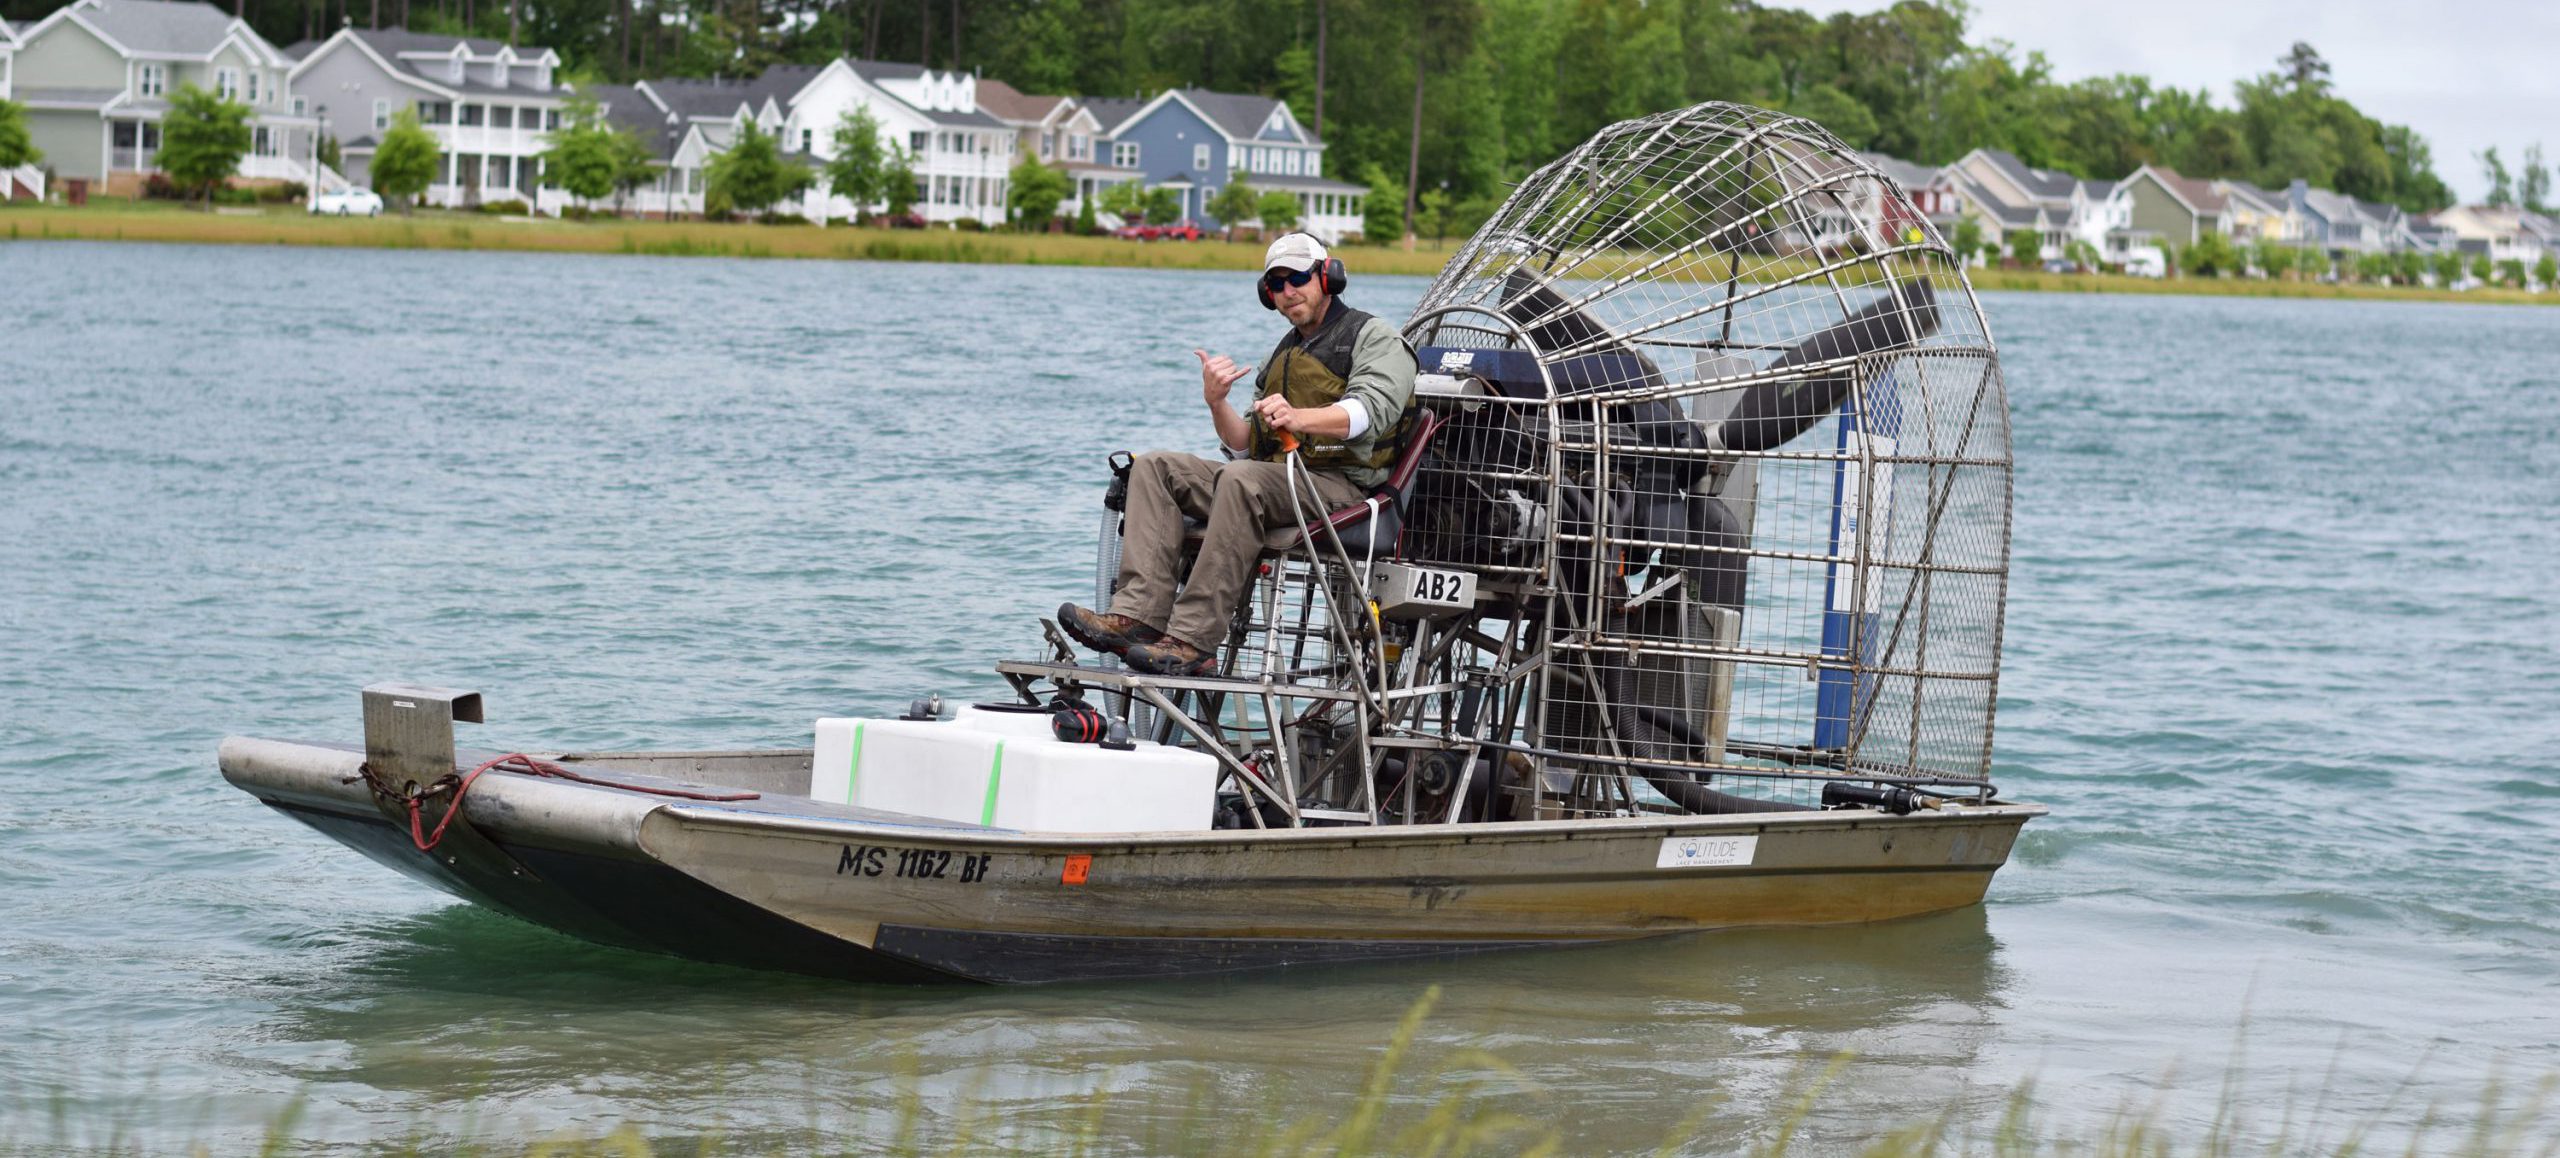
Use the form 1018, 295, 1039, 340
1249, 303, 1413, 485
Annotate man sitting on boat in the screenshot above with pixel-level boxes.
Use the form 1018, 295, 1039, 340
1058, 232, 1419, 678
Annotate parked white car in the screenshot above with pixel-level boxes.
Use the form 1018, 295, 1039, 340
2120, 245, 2166, 278
310, 188, 384, 216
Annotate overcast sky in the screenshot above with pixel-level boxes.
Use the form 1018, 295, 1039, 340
1795, 0, 2558, 204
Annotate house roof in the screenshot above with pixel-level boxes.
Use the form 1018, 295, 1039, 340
643, 64, 821, 121
1176, 88, 1308, 143
842, 58, 1006, 127
972, 77, 1065, 125
290, 27, 563, 98
1230, 172, 1365, 194
1078, 96, 1148, 135
1977, 148, 2078, 203
1856, 151, 1940, 193
1949, 172, 2039, 228
69, 0, 251, 58
579, 80, 686, 161
2216, 178, 2285, 213
2295, 184, 2365, 224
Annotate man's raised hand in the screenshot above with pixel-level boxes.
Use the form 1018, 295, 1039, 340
1195, 349, 1251, 404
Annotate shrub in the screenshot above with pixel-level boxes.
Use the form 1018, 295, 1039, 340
255, 181, 306, 204
477, 198, 531, 215
558, 204, 597, 221
762, 212, 809, 226
210, 184, 258, 206
953, 216, 985, 232
142, 172, 187, 200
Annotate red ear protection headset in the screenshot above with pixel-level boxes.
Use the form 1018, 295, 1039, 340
1257, 254, 1348, 309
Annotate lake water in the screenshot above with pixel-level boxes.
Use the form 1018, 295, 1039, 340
2, 240, 2555, 1153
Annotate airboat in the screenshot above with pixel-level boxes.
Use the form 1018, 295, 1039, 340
221, 103, 2041, 984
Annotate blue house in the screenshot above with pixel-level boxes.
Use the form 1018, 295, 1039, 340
1083, 87, 1369, 243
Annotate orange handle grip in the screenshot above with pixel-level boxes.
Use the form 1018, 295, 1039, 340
1277, 430, 1299, 454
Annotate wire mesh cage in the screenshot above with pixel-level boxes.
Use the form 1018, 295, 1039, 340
1034, 101, 2011, 826
1395, 102, 2012, 812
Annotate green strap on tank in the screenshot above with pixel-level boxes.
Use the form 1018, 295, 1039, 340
845, 722, 865, 804
981, 741, 1005, 826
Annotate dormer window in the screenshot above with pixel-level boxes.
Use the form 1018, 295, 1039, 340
214, 68, 238, 99
449, 57, 464, 82
138, 63, 165, 97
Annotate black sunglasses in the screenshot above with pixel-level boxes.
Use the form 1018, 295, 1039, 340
1262, 267, 1317, 292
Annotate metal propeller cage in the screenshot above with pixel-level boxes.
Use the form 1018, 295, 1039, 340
1395, 102, 2011, 815
1039, 102, 2011, 825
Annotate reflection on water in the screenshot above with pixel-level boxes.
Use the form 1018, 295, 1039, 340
255, 905, 2007, 1151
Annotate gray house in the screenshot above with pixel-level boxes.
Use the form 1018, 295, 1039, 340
11, 0, 312, 194
285, 26, 563, 205
1086, 87, 1366, 242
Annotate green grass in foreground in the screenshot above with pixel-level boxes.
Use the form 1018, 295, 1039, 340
6, 986, 2557, 1156
7, 200, 2555, 305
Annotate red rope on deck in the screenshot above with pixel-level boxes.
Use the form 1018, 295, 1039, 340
359, 752, 761, 854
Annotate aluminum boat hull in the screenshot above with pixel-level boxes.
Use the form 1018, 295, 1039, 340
219, 735, 2042, 984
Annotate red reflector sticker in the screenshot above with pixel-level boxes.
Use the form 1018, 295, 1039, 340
1061, 854, 1092, 885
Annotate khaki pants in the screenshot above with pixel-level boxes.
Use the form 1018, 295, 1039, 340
1110, 451, 1363, 650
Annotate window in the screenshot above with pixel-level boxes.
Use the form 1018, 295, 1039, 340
687, 168, 704, 194
1193, 142, 1210, 170
292, 97, 306, 116
246, 71, 259, 104
910, 130, 928, 154
215, 68, 239, 99
1114, 141, 1139, 168
486, 155, 508, 186
372, 99, 390, 131
1040, 131, 1053, 160
1307, 152, 1320, 178
138, 64, 165, 97
800, 128, 812, 153
459, 104, 485, 127
1285, 149, 1301, 176
494, 106, 516, 130
544, 109, 560, 130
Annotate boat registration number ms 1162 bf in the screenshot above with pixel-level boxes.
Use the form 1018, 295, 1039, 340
1372, 562, 1477, 620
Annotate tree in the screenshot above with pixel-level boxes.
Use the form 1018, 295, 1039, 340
2186, 230, 2241, 277
2480, 147, 2514, 208
705, 119, 814, 219
2538, 253, 2558, 291
2278, 42, 2331, 94
1096, 178, 1146, 222
1255, 189, 1300, 234
0, 100, 41, 169
2469, 252, 2493, 284
2521, 143, 2551, 216
1360, 163, 1404, 245
1141, 185, 1183, 225
2006, 228, 2039, 266
882, 147, 918, 217
2497, 258, 2526, 288
1005, 157, 1071, 228
2431, 249, 2464, 286
1076, 195, 1097, 235
607, 129, 660, 215
540, 95, 640, 203
370, 108, 444, 212
156, 83, 253, 208
1951, 216, 1984, 264
824, 105, 891, 219
1205, 178, 1260, 233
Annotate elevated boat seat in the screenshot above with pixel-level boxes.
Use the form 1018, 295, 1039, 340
1181, 409, 1445, 560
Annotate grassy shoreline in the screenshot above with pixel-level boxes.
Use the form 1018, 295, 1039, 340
8, 201, 2555, 306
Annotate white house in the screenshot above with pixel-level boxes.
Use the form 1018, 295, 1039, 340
1, 16, 39, 201
2429, 205, 2552, 266
841, 59, 1013, 224
286, 28, 563, 207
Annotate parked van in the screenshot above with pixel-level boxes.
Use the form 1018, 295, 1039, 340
2120, 246, 2166, 278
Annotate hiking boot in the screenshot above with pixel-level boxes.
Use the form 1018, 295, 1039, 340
1057, 603, 1163, 657
1123, 635, 1221, 678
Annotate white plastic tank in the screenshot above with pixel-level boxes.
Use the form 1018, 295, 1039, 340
810, 703, 1219, 832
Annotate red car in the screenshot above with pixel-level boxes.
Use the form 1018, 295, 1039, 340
1113, 222, 1161, 240
1156, 222, 1202, 241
